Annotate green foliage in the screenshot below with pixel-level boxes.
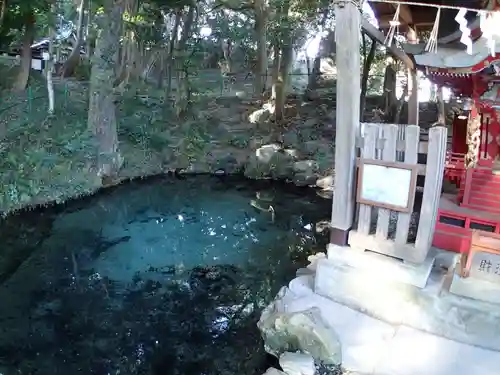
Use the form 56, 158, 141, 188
0, 78, 97, 212
0, 0, 392, 213
73, 59, 92, 81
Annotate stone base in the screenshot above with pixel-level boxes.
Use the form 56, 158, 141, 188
313, 248, 500, 351
326, 244, 436, 288
277, 274, 500, 374
449, 268, 500, 305
329, 228, 350, 246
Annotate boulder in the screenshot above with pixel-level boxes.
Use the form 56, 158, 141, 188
315, 176, 334, 190
279, 352, 315, 375
249, 108, 271, 124
292, 160, 319, 186
244, 144, 294, 180
258, 301, 341, 365
212, 154, 241, 174
282, 130, 300, 147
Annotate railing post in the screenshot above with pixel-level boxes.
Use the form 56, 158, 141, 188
329, 0, 361, 246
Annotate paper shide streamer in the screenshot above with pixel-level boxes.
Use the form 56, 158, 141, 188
455, 8, 472, 54
368, 0, 500, 56
480, 11, 499, 57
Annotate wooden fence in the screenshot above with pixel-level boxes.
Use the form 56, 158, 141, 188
349, 123, 448, 264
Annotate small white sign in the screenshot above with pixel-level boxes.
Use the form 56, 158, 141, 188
31, 59, 42, 71
42, 52, 50, 60
357, 159, 417, 212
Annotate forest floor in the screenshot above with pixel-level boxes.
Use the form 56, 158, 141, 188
0, 65, 439, 215
0, 67, 342, 214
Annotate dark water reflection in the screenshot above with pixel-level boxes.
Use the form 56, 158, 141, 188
0, 176, 330, 375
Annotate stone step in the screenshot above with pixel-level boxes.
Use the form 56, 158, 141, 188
449, 267, 500, 306
326, 244, 437, 288
314, 250, 500, 351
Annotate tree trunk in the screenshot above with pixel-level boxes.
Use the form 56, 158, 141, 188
165, 10, 182, 96
394, 83, 408, 124
60, 0, 87, 77
382, 59, 397, 120
87, 0, 124, 179
360, 34, 376, 120
429, 83, 437, 102
114, 30, 136, 90
0, 0, 7, 29
305, 8, 329, 98
436, 85, 446, 124
273, 0, 293, 121
270, 43, 280, 100
253, 0, 268, 97
46, 4, 56, 114
174, 6, 195, 117
12, 11, 35, 91
221, 39, 233, 73
274, 40, 293, 122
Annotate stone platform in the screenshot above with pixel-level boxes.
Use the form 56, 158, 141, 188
449, 267, 500, 305
313, 246, 500, 351
447, 246, 500, 305
325, 245, 437, 288
270, 274, 500, 375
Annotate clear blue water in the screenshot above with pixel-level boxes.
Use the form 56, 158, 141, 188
0, 176, 330, 375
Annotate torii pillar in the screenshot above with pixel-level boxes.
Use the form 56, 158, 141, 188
329, 0, 361, 246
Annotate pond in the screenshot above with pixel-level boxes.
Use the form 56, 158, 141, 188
0, 176, 331, 375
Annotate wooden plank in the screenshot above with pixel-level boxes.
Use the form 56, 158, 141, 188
330, 0, 361, 235
396, 124, 405, 161
376, 125, 398, 240
393, 3, 413, 25
361, 123, 430, 156
395, 125, 420, 247
357, 123, 379, 236
361, 18, 414, 70
471, 187, 500, 196
464, 203, 500, 215
415, 126, 448, 263
349, 230, 423, 263
462, 168, 474, 205
355, 157, 426, 175
472, 179, 500, 188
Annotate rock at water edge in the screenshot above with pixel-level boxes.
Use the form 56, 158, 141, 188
279, 351, 315, 375
258, 305, 342, 365
262, 368, 287, 375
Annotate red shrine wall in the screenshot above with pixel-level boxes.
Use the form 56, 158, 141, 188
451, 117, 468, 155
476, 103, 500, 164
450, 104, 500, 163
473, 75, 500, 164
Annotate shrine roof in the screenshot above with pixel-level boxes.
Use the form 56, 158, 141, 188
369, 0, 490, 38
405, 36, 500, 71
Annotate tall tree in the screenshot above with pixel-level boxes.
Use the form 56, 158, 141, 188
60, 0, 87, 77
87, 0, 124, 179
12, 9, 35, 91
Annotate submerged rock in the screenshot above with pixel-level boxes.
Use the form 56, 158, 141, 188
258, 295, 341, 365
262, 368, 287, 375
279, 352, 315, 375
